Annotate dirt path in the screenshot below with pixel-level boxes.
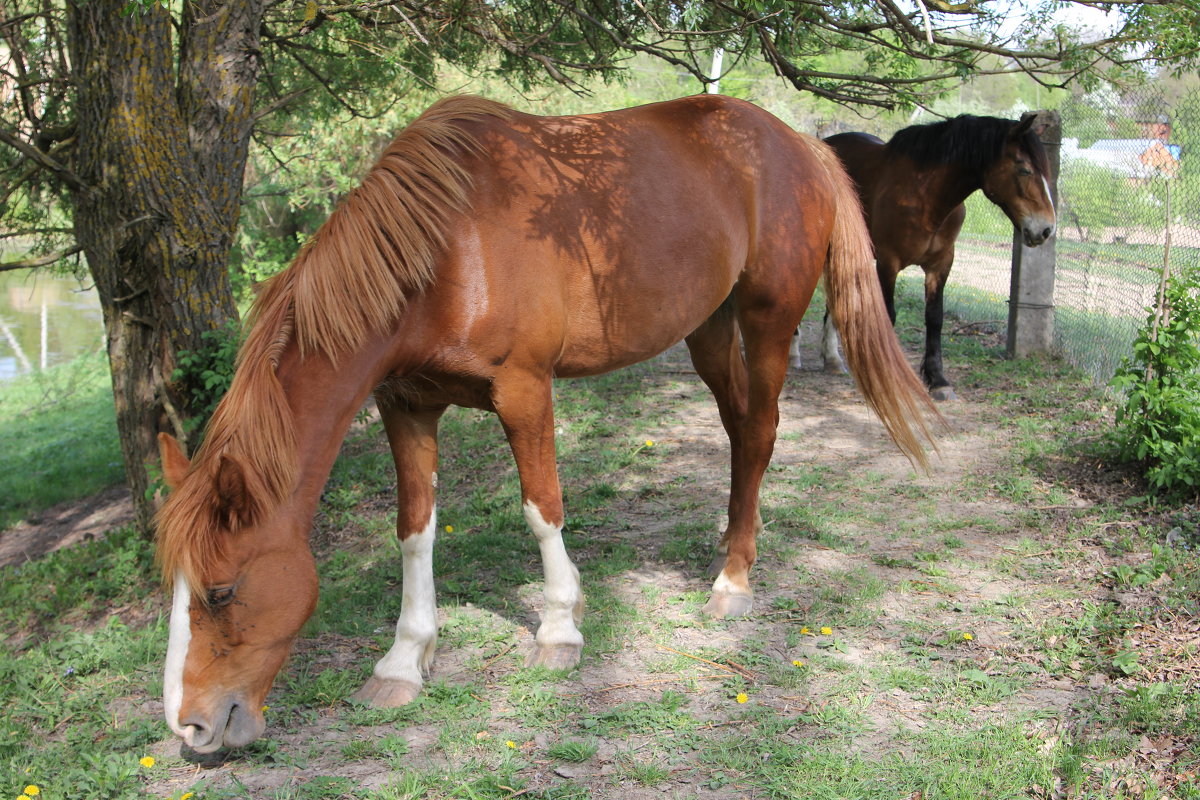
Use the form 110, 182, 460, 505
0, 484, 133, 567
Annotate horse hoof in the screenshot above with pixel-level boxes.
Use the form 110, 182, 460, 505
823, 360, 848, 376
930, 386, 957, 402
526, 643, 582, 670
705, 553, 727, 579
348, 676, 422, 708
788, 357, 803, 372
702, 591, 753, 618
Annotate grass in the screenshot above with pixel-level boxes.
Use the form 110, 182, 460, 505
0, 351, 123, 529
4, 292, 1200, 799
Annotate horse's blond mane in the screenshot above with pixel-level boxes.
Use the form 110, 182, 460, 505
156, 95, 512, 593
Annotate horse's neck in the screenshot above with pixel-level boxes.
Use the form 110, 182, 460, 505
274, 335, 397, 514
911, 161, 981, 227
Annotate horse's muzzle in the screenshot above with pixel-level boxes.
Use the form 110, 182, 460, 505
176, 697, 265, 753
1021, 218, 1056, 248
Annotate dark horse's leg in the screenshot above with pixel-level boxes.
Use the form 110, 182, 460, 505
352, 401, 446, 708
921, 252, 956, 402
876, 259, 900, 325
819, 308, 847, 374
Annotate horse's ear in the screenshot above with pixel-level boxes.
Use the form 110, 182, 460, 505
214, 455, 250, 520
1013, 112, 1038, 138
158, 433, 190, 490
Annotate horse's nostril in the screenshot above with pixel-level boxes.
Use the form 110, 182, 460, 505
1042, 227, 1053, 240
181, 715, 211, 744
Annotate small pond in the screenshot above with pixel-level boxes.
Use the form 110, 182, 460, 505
0, 268, 105, 381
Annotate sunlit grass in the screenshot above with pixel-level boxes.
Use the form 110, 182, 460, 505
0, 352, 122, 530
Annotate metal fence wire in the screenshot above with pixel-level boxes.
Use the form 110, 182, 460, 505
944, 86, 1200, 384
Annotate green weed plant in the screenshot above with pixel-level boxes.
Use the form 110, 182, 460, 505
1110, 265, 1200, 497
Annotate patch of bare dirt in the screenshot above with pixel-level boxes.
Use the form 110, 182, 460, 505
0, 484, 133, 567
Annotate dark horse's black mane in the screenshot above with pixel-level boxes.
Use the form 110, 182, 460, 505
886, 115, 1049, 177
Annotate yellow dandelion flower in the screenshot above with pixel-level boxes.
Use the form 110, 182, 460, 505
506, 740, 517, 749
645, 440, 654, 447
792, 659, 805, 667
735, 693, 748, 704
445, 525, 454, 533
19, 795, 31, 800
800, 626, 811, 635
963, 633, 974, 641
820, 626, 832, 635
139, 756, 155, 769
262, 705, 270, 712
24, 788, 40, 797
181, 793, 195, 800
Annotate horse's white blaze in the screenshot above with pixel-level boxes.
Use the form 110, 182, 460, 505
164, 570, 193, 740
1042, 175, 1055, 214
373, 508, 438, 685
523, 501, 584, 650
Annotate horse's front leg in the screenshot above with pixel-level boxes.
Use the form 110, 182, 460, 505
494, 373, 584, 670
921, 254, 956, 401
350, 403, 446, 708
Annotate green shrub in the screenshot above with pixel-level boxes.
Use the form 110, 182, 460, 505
172, 321, 240, 436
1110, 265, 1200, 496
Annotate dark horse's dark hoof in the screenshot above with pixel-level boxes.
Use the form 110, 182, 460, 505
929, 385, 957, 402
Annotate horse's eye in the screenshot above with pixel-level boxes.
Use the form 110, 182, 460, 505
207, 586, 236, 608
1017, 167, 1033, 176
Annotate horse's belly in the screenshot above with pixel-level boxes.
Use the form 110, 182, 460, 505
552, 283, 730, 378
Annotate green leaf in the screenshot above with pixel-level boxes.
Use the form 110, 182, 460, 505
1112, 651, 1141, 675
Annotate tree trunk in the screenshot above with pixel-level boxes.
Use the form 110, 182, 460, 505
65, 0, 262, 534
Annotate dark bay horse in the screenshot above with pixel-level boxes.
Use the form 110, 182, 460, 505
792, 113, 1056, 400
154, 94, 937, 753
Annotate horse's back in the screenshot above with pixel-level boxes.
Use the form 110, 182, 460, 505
430, 96, 836, 378
823, 132, 886, 200
825, 130, 952, 269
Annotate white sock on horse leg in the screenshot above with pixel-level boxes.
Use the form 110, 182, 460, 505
523, 501, 584, 652
373, 509, 438, 685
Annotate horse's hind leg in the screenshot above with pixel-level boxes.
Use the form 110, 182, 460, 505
493, 373, 585, 670
351, 402, 445, 708
686, 300, 793, 618
820, 308, 847, 374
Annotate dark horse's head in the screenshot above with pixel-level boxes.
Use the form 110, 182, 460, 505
889, 112, 1056, 247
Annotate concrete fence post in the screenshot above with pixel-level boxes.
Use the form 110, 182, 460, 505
1007, 109, 1060, 359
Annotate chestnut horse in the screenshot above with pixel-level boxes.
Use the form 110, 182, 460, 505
791, 113, 1056, 400
155, 94, 936, 753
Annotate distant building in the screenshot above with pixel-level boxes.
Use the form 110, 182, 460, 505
1138, 114, 1172, 142
1063, 137, 1181, 179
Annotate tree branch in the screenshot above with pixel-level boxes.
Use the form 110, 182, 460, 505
0, 243, 84, 272
0, 129, 89, 193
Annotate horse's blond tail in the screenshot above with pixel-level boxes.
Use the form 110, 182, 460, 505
813, 140, 941, 470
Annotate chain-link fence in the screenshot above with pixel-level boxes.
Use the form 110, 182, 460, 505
945, 85, 1200, 384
